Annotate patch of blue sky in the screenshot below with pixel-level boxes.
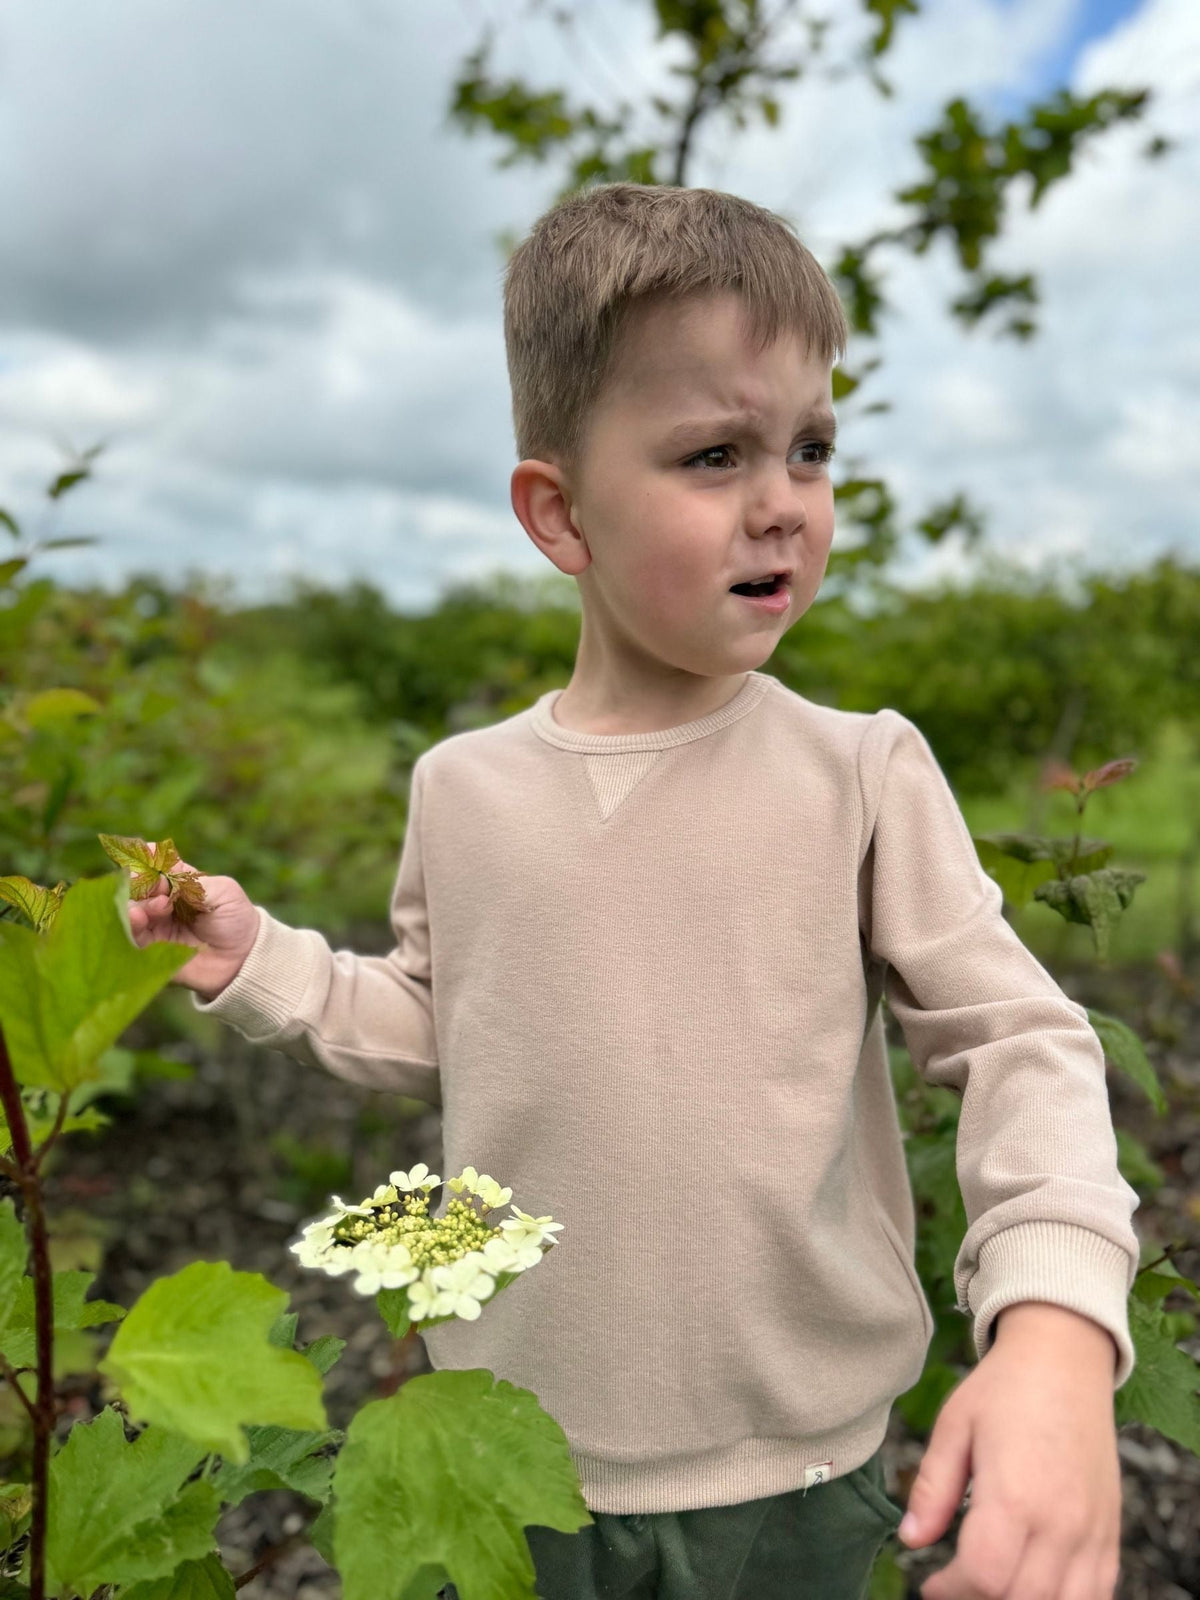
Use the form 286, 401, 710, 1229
983, 0, 1148, 120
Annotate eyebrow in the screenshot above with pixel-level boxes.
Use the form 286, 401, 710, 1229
662, 407, 838, 447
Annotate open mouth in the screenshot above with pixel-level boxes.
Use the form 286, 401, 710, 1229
729, 574, 786, 597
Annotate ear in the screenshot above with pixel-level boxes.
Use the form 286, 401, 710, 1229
510, 459, 591, 577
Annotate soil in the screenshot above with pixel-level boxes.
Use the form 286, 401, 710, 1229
6, 953, 1199, 1599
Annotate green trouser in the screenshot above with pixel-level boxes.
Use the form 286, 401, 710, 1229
438, 1444, 904, 1600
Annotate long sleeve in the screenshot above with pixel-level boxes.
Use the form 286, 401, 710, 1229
857, 708, 1140, 1387
189, 754, 440, 1106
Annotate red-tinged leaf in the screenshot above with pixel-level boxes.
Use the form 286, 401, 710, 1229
0, 876, 68, 933
1082, 756, 1138, 792
1040, 758, 1080, 793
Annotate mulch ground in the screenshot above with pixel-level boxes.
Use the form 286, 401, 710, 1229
7, 953, 1199, 1599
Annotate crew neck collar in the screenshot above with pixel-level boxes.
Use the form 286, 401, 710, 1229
529, 671, 774, 752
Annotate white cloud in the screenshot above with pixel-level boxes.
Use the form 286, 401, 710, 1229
0, 0, 1195, 611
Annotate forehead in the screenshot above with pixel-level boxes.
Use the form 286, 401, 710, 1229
604, 290, 830, 417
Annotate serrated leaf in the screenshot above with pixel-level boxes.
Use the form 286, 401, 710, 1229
1088, 1008, 1166, 1113
331, 1370, 591, 1600
1034, 869, 1145, 961
1113, 1295, 1200, 1452
0, 875, 195, 1091
302, 1335, 346, 1376
35, 1408, 212, 1597
98, 1261, 326, 1464
0, 877, 66, 933
118, 1551, 237, 1600
97, 834, 209, 930
211, 1421, 343, 1506
23, 689, 103, 727
0, 1267, 126, 1369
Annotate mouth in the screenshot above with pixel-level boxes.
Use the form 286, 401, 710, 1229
729, 572, 789, 598
729, 572, 792, 613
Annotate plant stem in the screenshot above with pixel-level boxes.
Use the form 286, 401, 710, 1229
31, 1093, 70, 1175
0, 1023, 55, 1600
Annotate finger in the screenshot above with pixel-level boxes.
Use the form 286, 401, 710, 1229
900, 1407, 974, 1548
920, 1505, 1026, 1600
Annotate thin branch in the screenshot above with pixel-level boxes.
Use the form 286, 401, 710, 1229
233, 1527, 312, 1590
0, 1348, 38, 1425
30, 1091, 70, 1175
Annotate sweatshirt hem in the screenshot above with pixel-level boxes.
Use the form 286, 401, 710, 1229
567, 1399, 893, 1514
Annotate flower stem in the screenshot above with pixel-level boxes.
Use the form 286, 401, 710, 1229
0, 1023, 56, 1600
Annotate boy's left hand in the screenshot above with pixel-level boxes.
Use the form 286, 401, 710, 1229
898, 1301, 1123, 1599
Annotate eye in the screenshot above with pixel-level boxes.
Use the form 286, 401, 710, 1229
682, 440, 837, 471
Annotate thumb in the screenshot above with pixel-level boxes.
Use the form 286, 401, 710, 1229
898, 1406, 973, 1548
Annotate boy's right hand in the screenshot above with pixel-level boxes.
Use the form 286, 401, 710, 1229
125, 843, 260, 1003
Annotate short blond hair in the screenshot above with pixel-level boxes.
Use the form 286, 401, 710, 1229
503, 181, 850, 477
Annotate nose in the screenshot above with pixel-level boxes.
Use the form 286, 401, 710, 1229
747, 464, 808, 540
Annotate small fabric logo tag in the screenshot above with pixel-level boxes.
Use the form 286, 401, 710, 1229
803, 1460, 833, 1489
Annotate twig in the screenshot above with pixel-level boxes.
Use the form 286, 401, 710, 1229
0, 1023, 55, 1600
30, 1092, 70, 1175
233, 1526, 311, 1590
0, 1348, 38, 1425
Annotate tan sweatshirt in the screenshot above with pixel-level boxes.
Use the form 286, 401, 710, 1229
194, 669, 1140, 1513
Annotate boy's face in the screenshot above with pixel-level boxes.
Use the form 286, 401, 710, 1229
512, 288, 837, 717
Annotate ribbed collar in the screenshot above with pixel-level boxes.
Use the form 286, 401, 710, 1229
529, 670, 775, 752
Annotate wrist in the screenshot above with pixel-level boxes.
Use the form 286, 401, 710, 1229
994, 1301, 1118, 1373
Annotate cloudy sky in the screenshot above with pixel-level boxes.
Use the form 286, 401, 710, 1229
1, 0, 1196, 614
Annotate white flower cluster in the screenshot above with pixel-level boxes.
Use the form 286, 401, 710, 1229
288, 1162, 563, 1324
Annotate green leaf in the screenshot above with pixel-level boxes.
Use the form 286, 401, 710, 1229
36, 1408, 214, 1597
972, 838, 1057, 909
98, 1261, 326, 1464
376, 1287, 413, 1340
211, 1421, 343, 1506
118, 1551, 237, 1600
267, 1310, 345, 1375
0, 1266, 125, 1370
0, 508, 19, 539
0, 1201, 27, 1340
301, 1335, 346, 1376
1033, 868, 1145, 961
331, 1370, 592, 1600
23, 688, 103, 727
306, 1499, 336, 1566
0, 874, 195, 1091
1115, 1129, 1165, 1193
0, 1481, 32, 1554
1113, 1295, 1200, 1452
1088, 1008, 1166, 1114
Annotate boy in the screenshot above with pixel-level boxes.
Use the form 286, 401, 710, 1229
128, 183, 1139, 1600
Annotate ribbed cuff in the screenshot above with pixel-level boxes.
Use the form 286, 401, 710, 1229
190, 904, 323, 1041
964, 1220, 1136, 1389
